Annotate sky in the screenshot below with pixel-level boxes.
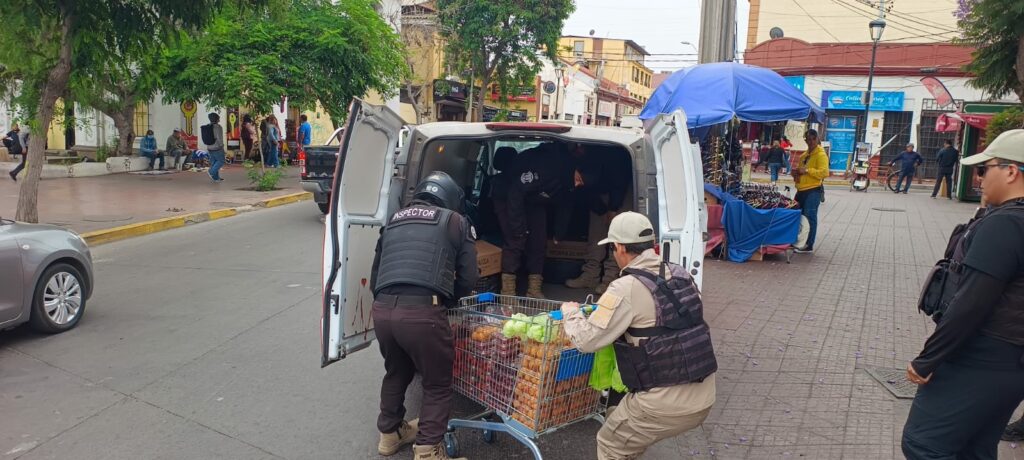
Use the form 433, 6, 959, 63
562, 0, 750, 73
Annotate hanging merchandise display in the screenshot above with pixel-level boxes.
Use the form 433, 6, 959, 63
736, 183, 800, 210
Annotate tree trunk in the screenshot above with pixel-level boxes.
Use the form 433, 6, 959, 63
108, 105, 135, 157
407, 83, 424, 124
16, 7, 73, 224
477, 73, 490, 123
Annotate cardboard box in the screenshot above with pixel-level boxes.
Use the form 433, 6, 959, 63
476, 241, 502, 277
545, 240, 591, 260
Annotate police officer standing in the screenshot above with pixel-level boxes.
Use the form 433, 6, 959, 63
560, 212, 717, 459
370, 171, 478, 460
903, 129, 1024, 459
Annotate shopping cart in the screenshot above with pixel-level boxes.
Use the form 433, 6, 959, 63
446, 293, 605, 459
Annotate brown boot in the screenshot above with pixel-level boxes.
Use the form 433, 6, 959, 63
501, 273, 516, 296
413, 443, 466, 460
378, 419, 418, 456
526, 274, 546, 299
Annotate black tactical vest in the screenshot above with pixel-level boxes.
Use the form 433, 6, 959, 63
613, 263, 718, 392
373, 205, 458, 300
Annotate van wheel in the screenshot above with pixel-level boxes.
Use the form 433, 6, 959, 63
318, 202, 330, 214
29, 263, 87, 333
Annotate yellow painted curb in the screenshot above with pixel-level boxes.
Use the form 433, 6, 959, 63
207, 208, 238, 221
257, 192, 313, 208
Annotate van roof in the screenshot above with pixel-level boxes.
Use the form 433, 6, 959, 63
413, 122, 644, 146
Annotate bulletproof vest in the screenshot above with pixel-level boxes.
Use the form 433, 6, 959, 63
613, 263, 718, 392
373, 205, 457, 300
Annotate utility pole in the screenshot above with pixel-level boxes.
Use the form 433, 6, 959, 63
592, 60, 605, 125
697, 0, 736, 63
862, 0, 888, 145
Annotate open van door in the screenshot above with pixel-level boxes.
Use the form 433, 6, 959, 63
648, 110, 707, 289
321, 99, 405, 367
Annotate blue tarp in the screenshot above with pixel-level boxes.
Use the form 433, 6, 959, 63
704, 184, 801, 262
640, 62, 826, 129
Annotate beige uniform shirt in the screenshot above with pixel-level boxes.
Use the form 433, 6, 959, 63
562, 249, 716, 417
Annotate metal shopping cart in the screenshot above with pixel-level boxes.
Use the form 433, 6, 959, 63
446, 293, 605, 459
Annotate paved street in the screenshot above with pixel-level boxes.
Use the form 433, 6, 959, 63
1, 188, 1022, 459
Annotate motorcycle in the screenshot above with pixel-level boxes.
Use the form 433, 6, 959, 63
850, 159, 871, 192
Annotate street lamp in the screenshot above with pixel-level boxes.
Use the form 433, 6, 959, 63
553, 64, 565, 121
862, 18, 886, 144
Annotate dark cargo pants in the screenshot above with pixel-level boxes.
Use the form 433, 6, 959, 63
373, 295, 454, 446
494, 199, 547, 275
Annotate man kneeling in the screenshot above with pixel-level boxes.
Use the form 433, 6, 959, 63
560, 212, 717, 459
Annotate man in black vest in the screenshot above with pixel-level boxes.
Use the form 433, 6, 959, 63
903, 129, 1024, 460
932, 139, 959, 199
370, 171, 478, 460
560, 212, 717, 460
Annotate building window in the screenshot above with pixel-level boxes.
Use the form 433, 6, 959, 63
133, 102, 150, 136
574, 40, 584, 57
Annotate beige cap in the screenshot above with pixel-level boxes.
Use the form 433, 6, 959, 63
961, 129, 1024, 165
598, 212, 656, 245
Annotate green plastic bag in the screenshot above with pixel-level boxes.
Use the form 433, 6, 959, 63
588, 345, 627, 393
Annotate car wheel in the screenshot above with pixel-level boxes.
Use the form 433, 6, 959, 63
29, 263, 87, 333
318, 202, 330, 214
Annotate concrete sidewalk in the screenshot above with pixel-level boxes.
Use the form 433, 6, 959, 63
0, 164, 311, 235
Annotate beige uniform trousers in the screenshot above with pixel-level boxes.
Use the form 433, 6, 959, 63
596, 394, 711, 460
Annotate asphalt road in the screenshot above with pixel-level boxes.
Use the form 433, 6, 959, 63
0, 203, 616, 460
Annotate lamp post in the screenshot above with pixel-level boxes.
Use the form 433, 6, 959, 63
862, 18, 886, 144
554, 65, 565, 122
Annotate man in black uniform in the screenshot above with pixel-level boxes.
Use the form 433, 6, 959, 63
932, 139, 959, 199
370, 171, 478, 460
903, 129, 1024, 460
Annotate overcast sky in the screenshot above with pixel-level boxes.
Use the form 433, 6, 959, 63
562, 0, 750, 73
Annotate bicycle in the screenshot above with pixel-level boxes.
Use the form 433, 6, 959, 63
883, 165, 901, 193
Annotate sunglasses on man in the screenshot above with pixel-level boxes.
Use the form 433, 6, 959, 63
976, 163, 1019, 178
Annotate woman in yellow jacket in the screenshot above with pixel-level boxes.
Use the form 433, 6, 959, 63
791, 129, 830, 253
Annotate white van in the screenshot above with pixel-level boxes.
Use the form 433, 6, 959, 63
320, 99, 706, 366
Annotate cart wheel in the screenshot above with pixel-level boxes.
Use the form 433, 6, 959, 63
483, 429, 496, 444
444, 432, 460, 457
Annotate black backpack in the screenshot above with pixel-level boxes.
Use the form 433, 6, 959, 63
201, 124, 216, 145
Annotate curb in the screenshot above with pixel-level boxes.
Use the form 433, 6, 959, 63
81, 192, 313, 246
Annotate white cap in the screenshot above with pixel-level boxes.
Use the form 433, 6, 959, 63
598, 212, 656, 245
961, 129, 1024, 165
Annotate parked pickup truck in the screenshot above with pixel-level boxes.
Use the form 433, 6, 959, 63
299, 126, 409, 214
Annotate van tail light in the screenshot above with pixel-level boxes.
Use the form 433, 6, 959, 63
298, 150, 307, 178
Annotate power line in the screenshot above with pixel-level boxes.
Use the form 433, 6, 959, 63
792, 0, 843, 42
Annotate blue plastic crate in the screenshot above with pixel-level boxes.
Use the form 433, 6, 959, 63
555, 348, 595, 382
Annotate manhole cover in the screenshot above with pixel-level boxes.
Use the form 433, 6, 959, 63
210, 202, 247, 208
871, 207, 906, 213
82, 215, 134, 223
865, 367, 918, 399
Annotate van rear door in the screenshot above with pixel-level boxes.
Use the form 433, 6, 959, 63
648, 110, 707, 288
321, 99, 405, 367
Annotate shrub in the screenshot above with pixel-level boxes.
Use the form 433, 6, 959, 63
243, 161, 283, 191
984, 107, 1024, 147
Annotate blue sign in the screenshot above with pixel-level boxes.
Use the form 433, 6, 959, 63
830, 152, 850, 172
784, 76, 805, 92
820, 90, 904, 111
827, 130, 857, 154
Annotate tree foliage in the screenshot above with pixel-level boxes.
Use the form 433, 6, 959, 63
985, 107, 1024, 145
956, 0, 1024, 102
162, 0, 406, 124
436, 0, 574, 121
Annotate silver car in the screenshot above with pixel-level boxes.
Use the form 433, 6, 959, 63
0, 217, 93, 333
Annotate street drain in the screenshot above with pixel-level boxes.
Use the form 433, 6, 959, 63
871, 207, 906, 213
865, 367, 918, 399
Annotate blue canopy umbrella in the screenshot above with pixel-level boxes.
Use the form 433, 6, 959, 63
639, 62, 825, 129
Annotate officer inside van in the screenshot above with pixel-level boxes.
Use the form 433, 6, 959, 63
370, 171, 478, 460
560, 212, 717, 460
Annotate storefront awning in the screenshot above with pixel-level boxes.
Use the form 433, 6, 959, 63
936, 112, 994, 132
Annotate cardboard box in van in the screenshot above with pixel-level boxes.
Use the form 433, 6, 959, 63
546, 240, 590, 260
476, 241, 502, 277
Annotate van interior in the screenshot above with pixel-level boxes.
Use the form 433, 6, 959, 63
405, 134, 637, 302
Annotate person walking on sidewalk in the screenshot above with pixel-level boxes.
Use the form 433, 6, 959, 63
890, 143, 924, 194
932, 139, 959, 199
241, 114, 257, 161
791, 129, 828, 254
5, 124, 25, 181
560, 212, 717, 460
902, 129, 1024, 460
298, 114, 312, 150
202, 113, 226, 182
139, 130, 164, 171
765, 140, 786, 186
265, 116, 281, 168
370, 171, 477, 460
165, 129, 188, 170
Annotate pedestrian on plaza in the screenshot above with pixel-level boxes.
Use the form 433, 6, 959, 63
139, 129, 164, 171
564, 142, 634, 294
5, 124, 25, 181
265, 116, 281, 168
165, 129, 188, 170
202, 112, 226, 182
298, 114, 312, 150
902, 129, 1024, 460
241, 114, 257, 161
932, 139, 959, 199
780, 136, 793, 174
890, 143, 924, 194
791, 129, 828, 254
765, 140, 786, 186
370, 171, 477, 460
560, 212, 717, 460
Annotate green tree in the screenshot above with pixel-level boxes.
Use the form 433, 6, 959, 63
436, 0, 574, 121
985, 107, 1024, 145
0, 0, 256, 223
162, 0, 406, 126
956, 0, 1024, 103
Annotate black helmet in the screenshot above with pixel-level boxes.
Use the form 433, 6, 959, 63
413, 171, 464, 213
